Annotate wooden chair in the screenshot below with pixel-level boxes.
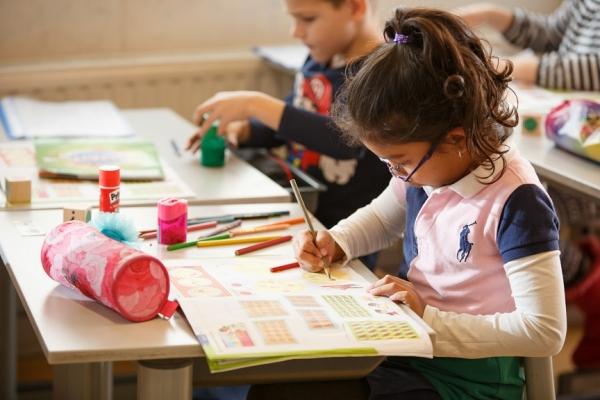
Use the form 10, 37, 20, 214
524, 357, 555, 400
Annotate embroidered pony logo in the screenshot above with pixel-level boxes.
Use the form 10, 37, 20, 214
457, 221, 477, 262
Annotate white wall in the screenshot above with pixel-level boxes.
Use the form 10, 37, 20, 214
0, 0, 562, 64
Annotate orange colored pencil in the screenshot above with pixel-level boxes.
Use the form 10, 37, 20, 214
234, 235, 293, 256
261, 217, 305, 228
230, 223, 290, 236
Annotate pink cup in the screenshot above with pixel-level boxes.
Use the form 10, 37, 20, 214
41, 220, 170, 322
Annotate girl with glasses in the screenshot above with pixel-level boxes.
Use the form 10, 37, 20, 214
269, 7, 567, 400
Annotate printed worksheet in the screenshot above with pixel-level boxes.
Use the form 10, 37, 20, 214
165, 257, 434, 372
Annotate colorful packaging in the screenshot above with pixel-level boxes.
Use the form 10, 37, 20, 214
41, 220, 172, 322
545, 99, 600, 164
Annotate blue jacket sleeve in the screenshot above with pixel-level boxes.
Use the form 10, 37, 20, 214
243, 118, 287, 148
497, 184, 560, 263
276, 104, 361, 159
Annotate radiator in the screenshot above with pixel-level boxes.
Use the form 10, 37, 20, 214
0, 51, 294, 121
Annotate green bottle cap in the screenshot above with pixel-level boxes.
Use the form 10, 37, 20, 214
200, 124, 226, 167
523, 117, 538, 132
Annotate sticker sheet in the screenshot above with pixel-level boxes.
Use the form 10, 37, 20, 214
166, 257, 433, 372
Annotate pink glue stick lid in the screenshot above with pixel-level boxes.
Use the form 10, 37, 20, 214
158, 197, 187, 221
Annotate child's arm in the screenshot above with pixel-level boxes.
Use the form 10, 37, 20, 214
293, 183, 405, 271
423, 251, 566, 358
186, 91, 285, 152
501, 1, 572, 53
328, 183, 405, 260
421, 185, 566, 358
536, 53, 600, 91
275, 106, 364, 159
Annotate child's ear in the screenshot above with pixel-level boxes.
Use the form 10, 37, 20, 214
445, 127, 467, 149
349, 0, 368, 19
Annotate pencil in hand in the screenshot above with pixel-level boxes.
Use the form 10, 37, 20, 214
289, 179, 333, 280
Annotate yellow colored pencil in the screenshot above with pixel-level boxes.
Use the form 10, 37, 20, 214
196, 235, 284, 247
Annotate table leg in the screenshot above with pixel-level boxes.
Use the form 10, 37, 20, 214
53, 362, 113, 400
0, 261, 17, 400
138, 359, 193, 400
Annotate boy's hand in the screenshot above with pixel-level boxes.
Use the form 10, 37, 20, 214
293, 230, 342, 273
368, 275, 426, 317
186, 120, 251, 153
186, 91, 259, 153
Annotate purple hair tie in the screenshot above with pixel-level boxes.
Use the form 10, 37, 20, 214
393, 33, 410, 44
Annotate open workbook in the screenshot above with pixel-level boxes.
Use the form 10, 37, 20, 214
165, 257, 434, 373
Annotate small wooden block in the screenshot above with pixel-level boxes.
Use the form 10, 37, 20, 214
63, 205, 92, 222
521, 113, 544, 136
5, 177, 32, 204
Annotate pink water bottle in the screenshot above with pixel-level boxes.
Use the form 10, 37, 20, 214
157, 197, 187, 245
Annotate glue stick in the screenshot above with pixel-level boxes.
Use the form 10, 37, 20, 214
99, 165, 120, 213
157, 197, 188, 245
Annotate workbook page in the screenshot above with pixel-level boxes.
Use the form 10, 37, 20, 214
166, 257, 433, 372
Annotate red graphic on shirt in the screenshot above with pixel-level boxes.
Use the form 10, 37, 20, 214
289, 74, 333, 170
302, 74, 333, 115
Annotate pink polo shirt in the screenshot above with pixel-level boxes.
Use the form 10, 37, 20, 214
393, 150, 559, 315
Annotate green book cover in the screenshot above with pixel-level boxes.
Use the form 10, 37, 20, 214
34, 138, 164, 181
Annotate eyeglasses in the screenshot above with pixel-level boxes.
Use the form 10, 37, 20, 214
379, 141, 439, 182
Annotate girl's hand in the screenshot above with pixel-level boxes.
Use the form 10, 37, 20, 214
186, 91, 260, 153
293, 230, 342, 273
368, 275, 426, 317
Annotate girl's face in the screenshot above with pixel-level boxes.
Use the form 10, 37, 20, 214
364, 129, 473, 188
285, 0, 360, 64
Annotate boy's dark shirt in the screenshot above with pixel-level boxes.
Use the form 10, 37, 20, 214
245, 57, 389, 227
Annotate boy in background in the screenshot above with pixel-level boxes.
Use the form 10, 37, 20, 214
187, 0, 390, 230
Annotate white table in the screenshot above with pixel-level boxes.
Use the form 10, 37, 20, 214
0, 108, 291, 209
515, 129, 600, 200
0, 203, 387, 400
0, 107, 291, 399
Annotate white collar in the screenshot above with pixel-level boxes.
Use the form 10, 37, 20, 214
423, 144, 516, 199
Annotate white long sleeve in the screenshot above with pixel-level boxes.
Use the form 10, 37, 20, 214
328, 182, 566, 359
424, 250, 566, 358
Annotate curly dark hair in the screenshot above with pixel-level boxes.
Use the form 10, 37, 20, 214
333, 7, 518, 181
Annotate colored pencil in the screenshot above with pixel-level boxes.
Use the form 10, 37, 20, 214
187, 210, 290, 225
234, 235, 293, 256
196, 220, 242, 240
139, 221, 218, 240
229, 223, 290, 236
270, 262, 300, 273
260, 217, 305, 228
166, 220, 242, 251
196, 235, 283, 248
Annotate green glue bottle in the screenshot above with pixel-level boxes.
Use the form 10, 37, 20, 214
200, 123, 226, 167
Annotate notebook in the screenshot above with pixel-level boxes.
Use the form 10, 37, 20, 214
0, 96, 134, 139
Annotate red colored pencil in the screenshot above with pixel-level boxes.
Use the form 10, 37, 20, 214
270, 262, 300, 273
234, 235, 293, 256
139, 220, 218, 240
